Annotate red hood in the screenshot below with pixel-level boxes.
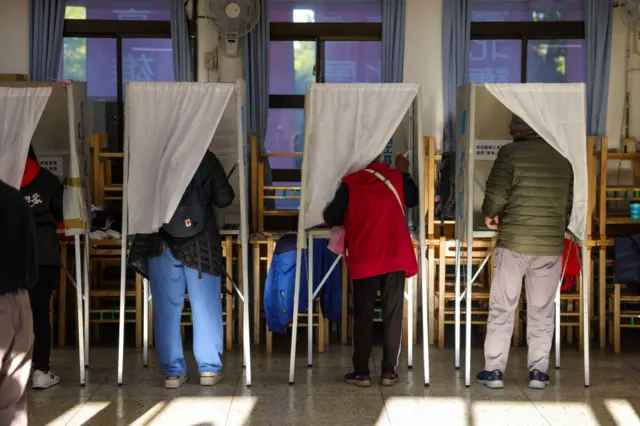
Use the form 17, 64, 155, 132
342, 162, 391, 187
21, 157, 41, 187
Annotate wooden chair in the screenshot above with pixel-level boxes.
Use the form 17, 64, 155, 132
609, 284, 640, 353
435, 238, 497, 349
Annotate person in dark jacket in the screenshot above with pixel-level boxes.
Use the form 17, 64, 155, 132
129, 151, 234, 389
20, 146, 64, 390
0, 179, 38, 425
476, 115, 573, 391
324, 153, 419, 388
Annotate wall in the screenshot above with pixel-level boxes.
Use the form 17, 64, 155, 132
0, 0, 29, 75
196, 0, 244, 83
403, 0, 444, 150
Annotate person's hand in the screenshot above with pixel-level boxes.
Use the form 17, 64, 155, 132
485, 216, 499, 229
395, 154, 409, 173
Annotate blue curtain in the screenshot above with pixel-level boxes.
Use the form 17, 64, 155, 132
441, 0, 471, 152
586, 0, 613, 137
243, 0, 270, 151
29, 0, 65, 82
170, 0, 194, 82
382, 0, 406, 83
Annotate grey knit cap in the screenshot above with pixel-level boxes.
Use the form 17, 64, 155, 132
509, 114, 536, 135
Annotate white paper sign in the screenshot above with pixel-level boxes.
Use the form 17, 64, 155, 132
474, 140, 511, 160
39, 155, 64, 178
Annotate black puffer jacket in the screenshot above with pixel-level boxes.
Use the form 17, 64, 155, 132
128, 151, 234, 279
0, 180, 39, 294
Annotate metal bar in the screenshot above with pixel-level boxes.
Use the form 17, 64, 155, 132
143, 278, 149, 367
311, 255, 342, 300
74, 236, 86, 386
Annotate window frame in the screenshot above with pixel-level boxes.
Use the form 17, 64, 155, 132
469, 21, 585, 83
268, 22, 382, 118
63, 15, 191, 151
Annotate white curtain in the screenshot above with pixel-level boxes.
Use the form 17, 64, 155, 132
303, 83, 419, 229
126, 82, 235, 234
484, 83, 587, 241
0, 87, 51, 188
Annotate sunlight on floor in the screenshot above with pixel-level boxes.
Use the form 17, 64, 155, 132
378, 397, 640, 426
46, 402, 110, 426
605, 399, 640, 425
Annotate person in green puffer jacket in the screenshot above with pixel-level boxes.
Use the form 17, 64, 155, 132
476, 114, 573, 392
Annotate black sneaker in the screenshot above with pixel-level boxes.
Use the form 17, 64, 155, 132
528, 370, 550, 389
476, 370, 504, 389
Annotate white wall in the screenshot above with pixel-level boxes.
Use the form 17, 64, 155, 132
403, 0, 444, 150
0, 0, 29, 75
195, 0, 244, 83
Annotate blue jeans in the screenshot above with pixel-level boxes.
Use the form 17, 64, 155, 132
148, 247, 223, 377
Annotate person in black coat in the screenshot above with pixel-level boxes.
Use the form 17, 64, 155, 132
0, 178, 38, 424
20, 146, 64, 390
128, 150, 234, 389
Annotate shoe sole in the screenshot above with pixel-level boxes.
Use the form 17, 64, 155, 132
200, 374, 223, 386
165, 376, 188, 389
345, 379, 372, 388
32, 380, 61, 390
381, 378, 398, 387
477, 379, 504, 389
528, 380, 548, 390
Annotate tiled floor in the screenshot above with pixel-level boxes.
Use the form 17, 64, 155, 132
26, 345, 640, 425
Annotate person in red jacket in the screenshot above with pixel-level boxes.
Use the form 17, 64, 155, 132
324, 153, 418, 387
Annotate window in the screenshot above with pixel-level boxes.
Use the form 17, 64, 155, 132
65, 0, 170, 20
526, 39, 586, 83
265, 108, 305, 170
469, 40, 522, 83
270, 0, 381, 23
62, 1, 175, 151
471, 0, 583, 22
469, 0, 585, 84
269, 41, 317, 95
324, 41, 381, 83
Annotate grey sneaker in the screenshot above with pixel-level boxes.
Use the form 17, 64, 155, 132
476, 370, 504, 389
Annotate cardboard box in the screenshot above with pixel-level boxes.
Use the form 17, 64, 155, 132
0, 74, 29, 82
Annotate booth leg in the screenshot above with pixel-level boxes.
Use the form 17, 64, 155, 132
308, 235, 314, 367
143, 278, 149, 367
73, 236, 86, 386
555, 284, 561, 369
289, 243, 305, 384
407, 275, 414, 369
83, 234, 90, 367
454, 240, 461, 369
253, 244, 261, 345
465, 246, 472, 387
58, 244, 67, 347
599, 247, 606, 348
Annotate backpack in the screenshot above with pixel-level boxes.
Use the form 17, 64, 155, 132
162, 164, 211, 238
435, 152, 456, 221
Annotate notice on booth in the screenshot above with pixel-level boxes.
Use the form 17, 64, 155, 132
474, 140, 511, 160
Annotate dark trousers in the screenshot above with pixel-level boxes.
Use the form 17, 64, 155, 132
352, 271, 405, 376
28, 266, 57, 372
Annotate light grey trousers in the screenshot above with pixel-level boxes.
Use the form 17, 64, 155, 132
484, 248, 562, 374
0, 291, 34, 426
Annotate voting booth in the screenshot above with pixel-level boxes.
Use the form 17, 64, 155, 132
288, 83, 430, 386
118, 81, 252, 386
0, 82, 90, 385
454, 83, 590, 387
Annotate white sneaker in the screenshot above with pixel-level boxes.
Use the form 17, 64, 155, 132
200, 372, 223, 386
164, 374, 188, 389
32, 370, 61, 390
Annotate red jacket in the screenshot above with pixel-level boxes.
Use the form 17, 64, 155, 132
341, 163, 417, 280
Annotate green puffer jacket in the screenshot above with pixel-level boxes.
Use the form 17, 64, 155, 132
482, 137, 573, 256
